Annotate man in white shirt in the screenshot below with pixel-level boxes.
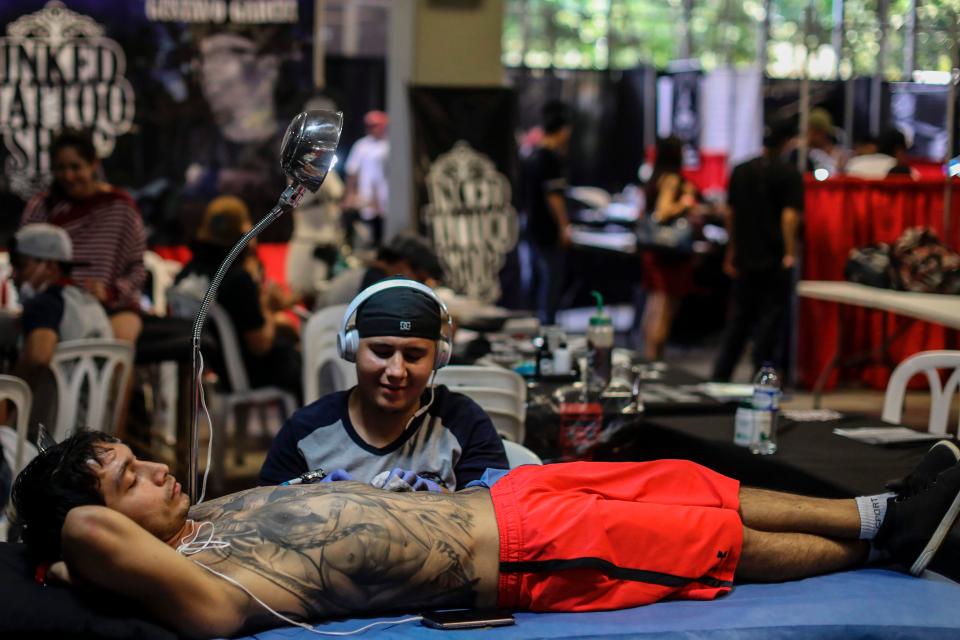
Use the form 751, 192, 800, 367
845, 129, 914, 179
344, 111, 390, 247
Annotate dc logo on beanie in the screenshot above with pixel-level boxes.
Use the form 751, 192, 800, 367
400, 321, 411, 331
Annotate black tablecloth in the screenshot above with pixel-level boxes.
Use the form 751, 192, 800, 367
594, 413, 931, 498
524, 366, 735, 460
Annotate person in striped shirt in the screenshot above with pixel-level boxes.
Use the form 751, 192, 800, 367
19, 128, 146, 345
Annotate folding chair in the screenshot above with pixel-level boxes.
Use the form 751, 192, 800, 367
882, 350, 960, 435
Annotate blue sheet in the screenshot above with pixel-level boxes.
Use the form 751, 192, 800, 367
239, 569, 960, 640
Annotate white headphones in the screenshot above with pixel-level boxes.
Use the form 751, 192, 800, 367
337, 279, 453, 369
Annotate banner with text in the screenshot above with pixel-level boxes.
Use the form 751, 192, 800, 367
410, 87, 519, 304
0, 0, 314, 243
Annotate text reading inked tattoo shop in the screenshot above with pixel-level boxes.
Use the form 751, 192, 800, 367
187, 483, 482, 617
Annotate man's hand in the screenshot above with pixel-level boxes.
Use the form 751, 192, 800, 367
320, 469, 353, 482
782, 254, 796, 270
722, 253, 738, 279
371, 468, 443, 492
559, 224, 573, 248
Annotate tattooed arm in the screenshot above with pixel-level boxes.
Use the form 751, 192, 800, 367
189, 482, 498, 620
61, 505, 253, 639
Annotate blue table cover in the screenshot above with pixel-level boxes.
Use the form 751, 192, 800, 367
238, 568, 960, 639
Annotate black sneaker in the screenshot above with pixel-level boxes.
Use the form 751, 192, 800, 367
885, 440, 960, 495
875, 462, 960, 575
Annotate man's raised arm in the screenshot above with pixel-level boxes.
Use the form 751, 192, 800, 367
61, 506, 249, 639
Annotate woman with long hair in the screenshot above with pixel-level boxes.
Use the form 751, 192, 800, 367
20, 129, 146, 343
640, 137, 697, 360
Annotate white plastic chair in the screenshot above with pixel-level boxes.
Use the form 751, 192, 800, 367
503, 440, 542, 468
206, 304, 297, 465
142, 251, 183, 316
302, 304, 354, 403
882, 350, 960, 435
487, 409, 525, 444
435, 365, 527, 405
0, 374, 32, 474
49, 339, 134, 441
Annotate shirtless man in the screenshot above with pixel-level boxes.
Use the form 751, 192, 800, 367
12, 432, 960, 639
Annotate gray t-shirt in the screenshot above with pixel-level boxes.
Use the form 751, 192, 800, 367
260, 386, 509, 490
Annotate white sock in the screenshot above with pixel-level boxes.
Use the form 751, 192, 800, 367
856, 493, 896, 540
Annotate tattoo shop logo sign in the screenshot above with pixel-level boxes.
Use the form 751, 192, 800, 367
0, 2, 135, 198
422, 141, 518, 303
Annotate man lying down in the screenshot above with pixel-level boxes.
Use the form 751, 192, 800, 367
12, 431, 960, 639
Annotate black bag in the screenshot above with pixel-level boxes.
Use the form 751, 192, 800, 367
844, 243, 893, 289
890, 227, 960, 294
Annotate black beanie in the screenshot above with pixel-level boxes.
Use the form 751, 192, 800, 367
356, 284, 441, 340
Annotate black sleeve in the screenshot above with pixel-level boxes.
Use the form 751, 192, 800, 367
21, 291, 64, 335
449, 396, 509, 489
217, 269, 265, 334
727, 164, 744, 212
541, 151, 567, 194
259, 408, 310, 485
781, 165, 805, 212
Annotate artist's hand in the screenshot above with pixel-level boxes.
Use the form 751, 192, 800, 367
782, 254, 796, 270
320, 469, 353, 482
371, 468, 443, 492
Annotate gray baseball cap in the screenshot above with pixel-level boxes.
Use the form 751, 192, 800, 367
13, 223, 77, 264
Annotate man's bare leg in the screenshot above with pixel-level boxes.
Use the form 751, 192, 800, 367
737, 526, 868, 582
739, 487, 862, 539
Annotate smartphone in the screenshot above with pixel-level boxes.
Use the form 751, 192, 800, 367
420, 609, 516, 630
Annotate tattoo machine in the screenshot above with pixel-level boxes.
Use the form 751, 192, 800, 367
280, 469, 327, 486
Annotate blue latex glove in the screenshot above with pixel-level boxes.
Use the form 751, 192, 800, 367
373, 468, 443, 492
320, 469, 353, 482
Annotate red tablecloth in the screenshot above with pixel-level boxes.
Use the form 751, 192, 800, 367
798, 176, 960, 390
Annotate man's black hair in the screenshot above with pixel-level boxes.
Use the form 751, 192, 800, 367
878, 128, 908, 156
763, 120, 796, 152
11, 430, 117, 562
541, 100, 571, 134
377, 233, 444, 281
50, 128, 98, 164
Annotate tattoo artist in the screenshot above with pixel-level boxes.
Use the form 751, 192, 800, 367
259, 278, 508, 492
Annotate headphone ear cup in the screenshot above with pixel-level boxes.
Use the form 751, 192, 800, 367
338, 329, 359, 362
434, 337, 452, 369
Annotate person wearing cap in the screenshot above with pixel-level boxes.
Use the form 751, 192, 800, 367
260, 280, 507, 491
343, 110, 389, 247
787, 108, 848, 175
314, 231, 443, 310
168, 195, 301, 399
8, 223, 113, 428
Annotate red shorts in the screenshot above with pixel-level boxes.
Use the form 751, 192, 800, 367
490, 460, 742, 612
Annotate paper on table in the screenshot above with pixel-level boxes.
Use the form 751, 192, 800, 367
697, 383, 754, 401
832, 427, 952, 445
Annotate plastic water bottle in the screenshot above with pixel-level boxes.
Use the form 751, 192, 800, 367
750, 363, 781, 455
586, 291, 614, 390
